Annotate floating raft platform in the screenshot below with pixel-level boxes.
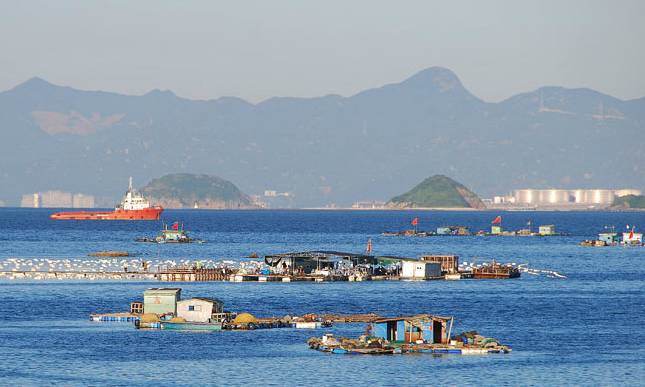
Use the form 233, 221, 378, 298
158, 268, 232, 282
308, 332, 512, 356
88, 251, 130, 257
161, 322, 222, 331
321, 346, 508, 355
231, 274, 353, 282
90, 312, 140, 322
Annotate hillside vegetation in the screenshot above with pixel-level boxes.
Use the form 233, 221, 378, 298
141, 174, 256, 209
387, 175, 485, 209
611, 194, 645, 209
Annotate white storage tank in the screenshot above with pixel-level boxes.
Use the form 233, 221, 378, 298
589, 189, 615, 205
572, 190, 586, 203
514, 189, 537, 204
548, 189, 571, 204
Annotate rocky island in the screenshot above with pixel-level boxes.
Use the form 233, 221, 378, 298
610, 194, 645, 210
141, 173, 258, 209
387, 175, 485, 209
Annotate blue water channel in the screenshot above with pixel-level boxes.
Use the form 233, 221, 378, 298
0, 208, 643, 385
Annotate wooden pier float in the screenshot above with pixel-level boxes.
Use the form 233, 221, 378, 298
158, 268, 234, 282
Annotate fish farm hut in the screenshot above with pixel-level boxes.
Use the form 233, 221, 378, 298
436, 226, 470, 236
420, 255, 459, 274
177, 298, 224, 323
599, 232, 621, 244
372, 315, 454, 344
400, 261, 442, 280
538, 225, 556, 236
143, 288, 181, 315
623, 231, 643, 244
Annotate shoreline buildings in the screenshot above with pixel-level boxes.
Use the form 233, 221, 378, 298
490, 189, 641, 209
20, 191, 95, 208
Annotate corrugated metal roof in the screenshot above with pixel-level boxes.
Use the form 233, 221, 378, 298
376, 255, 418, 262
373, 314, 452, 323
178, 297, 223, 304
144, 288, 181, 293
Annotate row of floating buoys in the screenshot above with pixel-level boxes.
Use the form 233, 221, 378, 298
0, 257, 266, 280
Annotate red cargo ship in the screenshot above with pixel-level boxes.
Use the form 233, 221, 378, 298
50, 178, 163, 220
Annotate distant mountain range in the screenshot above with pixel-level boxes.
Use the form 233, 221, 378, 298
1, 67, 644, 207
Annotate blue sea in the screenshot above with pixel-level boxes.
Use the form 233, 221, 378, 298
0, 208, 643, 386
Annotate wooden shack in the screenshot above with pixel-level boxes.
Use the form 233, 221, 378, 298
176, 298, 224, 322
372, 315, 453, 344
400, 261, 442, 280
143, 288, 181, 315
420, 255, 459, 274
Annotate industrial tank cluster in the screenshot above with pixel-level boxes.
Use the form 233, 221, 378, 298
507, 188, 641, 206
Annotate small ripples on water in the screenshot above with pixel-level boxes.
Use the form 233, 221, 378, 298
0, 209, 643, 385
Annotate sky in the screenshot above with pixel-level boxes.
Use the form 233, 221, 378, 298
0, 0, 644, 103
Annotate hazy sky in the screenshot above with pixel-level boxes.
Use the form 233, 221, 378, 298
1, 0, 643, 102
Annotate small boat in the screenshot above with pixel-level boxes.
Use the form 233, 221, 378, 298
381, 230, 435, 237
135, 222, 205, 244
579, 240, 607, 247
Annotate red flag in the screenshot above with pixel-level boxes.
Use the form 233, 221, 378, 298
629, 226, 634, 240
411, 217, 419, 226
171, 222, 179, 230
366, 238, 372, 254
492, 216, 502, 225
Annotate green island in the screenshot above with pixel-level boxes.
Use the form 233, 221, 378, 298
611, 194, 645, 209
387, 175, 485, 209
141, 173, 256, 209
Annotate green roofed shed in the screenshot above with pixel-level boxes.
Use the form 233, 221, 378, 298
143, 288, 181, 315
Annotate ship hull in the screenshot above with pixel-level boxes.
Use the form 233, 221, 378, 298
472, 271, 520, 279
50, 207, 163, 220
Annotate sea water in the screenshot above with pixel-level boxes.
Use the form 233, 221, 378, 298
0, 208, 643, 385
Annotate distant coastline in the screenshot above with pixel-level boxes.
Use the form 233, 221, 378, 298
3, 206, 645, 212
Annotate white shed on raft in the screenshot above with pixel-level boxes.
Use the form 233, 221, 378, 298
176, 298, 224, 322
401, 261, 442, 280
622, 231, 643, 245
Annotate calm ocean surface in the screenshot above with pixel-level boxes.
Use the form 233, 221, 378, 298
0, 208, 644, 386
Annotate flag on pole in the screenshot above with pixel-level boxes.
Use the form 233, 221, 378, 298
411, 217, 419, 226
366, 238, 372, 254
492, 216, 502, 225
629, 227, 635, 240
171, 222, 179, 230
